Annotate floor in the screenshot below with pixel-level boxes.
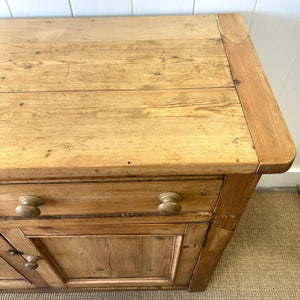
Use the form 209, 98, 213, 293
1, 188, 300, 300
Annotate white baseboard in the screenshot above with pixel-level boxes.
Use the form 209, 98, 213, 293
257, 169, 300, 187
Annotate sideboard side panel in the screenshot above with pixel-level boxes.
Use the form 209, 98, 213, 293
189, 173, 260, 291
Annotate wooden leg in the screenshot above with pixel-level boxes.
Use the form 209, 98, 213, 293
189, 173, 261, 291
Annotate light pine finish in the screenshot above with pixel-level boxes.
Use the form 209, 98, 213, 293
174, 223, 208, 286
0, 89, 257, 180
41, 236, 177, 279
0, 39, 232, 93
189, 174, 261, 291
0, 234, 47, 289
20, 223, 186, 237
189, 223, 233, 292
0, 214, 212, 228
0, 180, 222, 217
0, 175, 223, 185
0, 257, 24, 280
1, 223, 208, 289
0, 16, 220, 43
0, 14, 295, 293
217, 14, 296, 174
1, 228, 66, 289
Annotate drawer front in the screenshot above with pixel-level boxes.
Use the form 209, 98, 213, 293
0, 180, 222, 217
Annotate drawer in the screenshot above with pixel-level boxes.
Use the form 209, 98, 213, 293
0, 180, 222, 218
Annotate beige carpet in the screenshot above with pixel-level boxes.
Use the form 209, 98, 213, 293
1, 188, 300, 299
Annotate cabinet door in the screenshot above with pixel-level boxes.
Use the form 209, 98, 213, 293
2, 223, 208, 289
0, 235, 47, 289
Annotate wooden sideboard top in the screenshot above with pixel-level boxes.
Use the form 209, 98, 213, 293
0, 14, 295, 181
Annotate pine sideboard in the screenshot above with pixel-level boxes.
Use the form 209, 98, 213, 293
0, 14, 295, 292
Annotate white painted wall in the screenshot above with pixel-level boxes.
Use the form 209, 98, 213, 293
0, 0, 299, 186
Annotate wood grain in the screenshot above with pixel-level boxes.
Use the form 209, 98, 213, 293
41, 235, 176, 279
0, 232, 48, 288
21, 223, 186, 237
189, 173, 260, 291
217, 14, 296, 174
1, 222, 208, 289
174, 223, 209, 286
0, 285, 185, 292
0, 180, 222, 217
189, 224, 233, 291
0, 174, 223, 185
0, 88, 257, 180
0, 15, 220, 43
0, 257, 24, 280
1, 228, 66, 289
0, 39, 232, 93
0, 213, 212, 228
213, 174, 261, 230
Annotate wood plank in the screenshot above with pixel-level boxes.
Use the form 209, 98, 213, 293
0, 174, 224, 185
0, 88, 258, 180
174, 223, 209, 286
217, 14, 296, 174
189, 173, 260, 291
66, 278, 173, 288
0, 15, 220, 43
0, 39, 232, 93
0, 257, 24, 280
0, 214, 212, 228
169, 236, 183, 281
41, 235, 175, 279
189, 224, 233, 291
0, 180, 222, 217
0, 285, 186, 292
0, 280, 32, 289
21, 224, 186, 237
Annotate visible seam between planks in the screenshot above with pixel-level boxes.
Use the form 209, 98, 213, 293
215, 15, 260, 173
219, 33, 249, 46
212, 174, 226, 215
0, 86, 236, 95
188, 223, 211, 288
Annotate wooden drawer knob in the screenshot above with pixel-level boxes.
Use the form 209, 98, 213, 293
25, 255, 40, 270
158, 192, 182, 215
15, 195, 44, 218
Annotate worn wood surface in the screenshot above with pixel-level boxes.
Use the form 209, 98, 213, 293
2, 223, 208, 289
189, 173, 260, 291
0, 15, 220, 43
0, 213, 212, 228
174, 223, 209, 286
1, 228, 66, 288
20, 223, 186, 237
189, 224, 233, 292
212, 173, 261, 230
0, 39, 232, 93
0, 257, 24, 280
217, 14, 296, 174
0, 174, 223, 185
0, 233, 48, 288
0, 14, 295, 293
0, 285, 186, 292
0, 88, 257, 180
0, 180, 222, 217
41, 235, 176, 279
